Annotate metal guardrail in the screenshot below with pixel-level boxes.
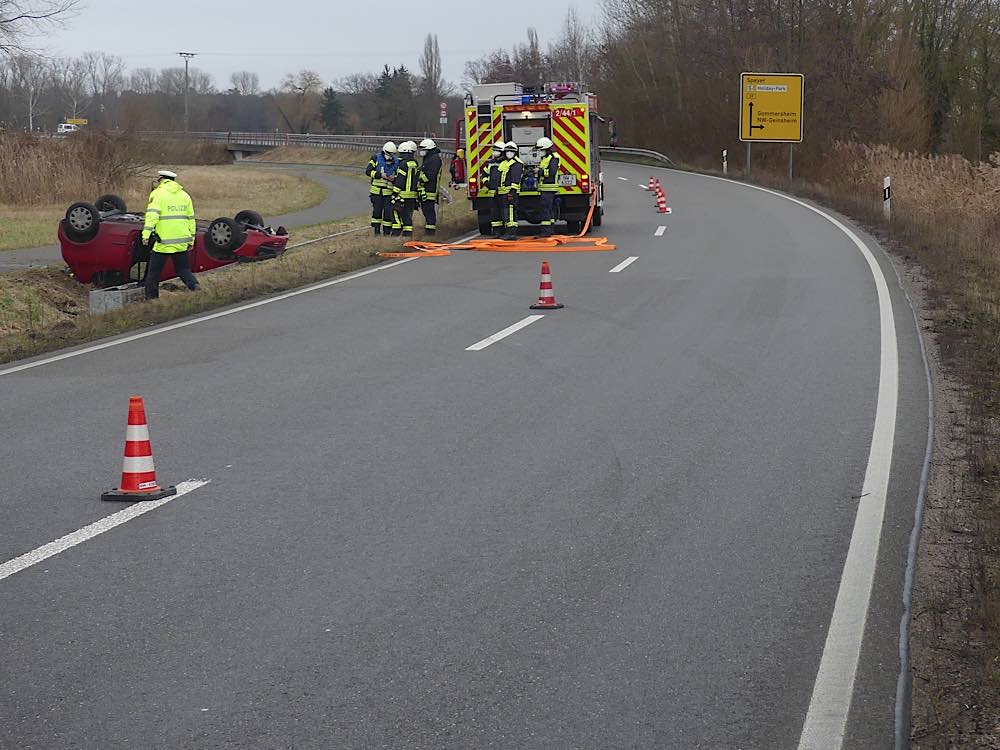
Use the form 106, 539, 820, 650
139, 131, 460, 154
599, 146, 675, 166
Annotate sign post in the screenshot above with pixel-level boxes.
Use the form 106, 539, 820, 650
883, 176, 891, 221
722, 149, 728, 175
739, 72, 804, 180
439, 100, 448, 138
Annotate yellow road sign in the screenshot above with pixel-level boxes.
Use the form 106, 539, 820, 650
66, 118, 88, 125
739, 73, 803, 143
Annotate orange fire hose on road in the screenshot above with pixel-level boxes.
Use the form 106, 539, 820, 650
378, 192, 616, 257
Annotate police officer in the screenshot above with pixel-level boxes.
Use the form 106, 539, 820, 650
498, 141, 523, 240
485, 140, 506, 236
391, 141, 420, 238
417, 138, 442, 236
142, 169, 199, 299
365, 141, 397, 235
535, 136, 560, 236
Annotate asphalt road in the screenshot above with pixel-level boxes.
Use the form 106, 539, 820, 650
0, 166, 367, 271
0, 162, 929, 749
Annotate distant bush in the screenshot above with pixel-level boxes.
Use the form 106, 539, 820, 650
0, 130, 142, 205
0, 132, 231, 206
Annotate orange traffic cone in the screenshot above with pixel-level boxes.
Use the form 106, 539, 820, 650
648, 176, 655, 191
530, 260, 564, 310
102, 396, 177, 502
657, 192, 667, 213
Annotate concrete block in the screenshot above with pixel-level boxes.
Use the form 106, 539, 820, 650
89, 283, 145, 314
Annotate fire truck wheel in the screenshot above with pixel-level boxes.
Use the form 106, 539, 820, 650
592, 206, 603, 227
95, 194, 127, 213
63, 202, 101, 242
477, 211, 492, 236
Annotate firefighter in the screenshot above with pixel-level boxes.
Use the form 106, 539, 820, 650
485, 140, 506, 236
142, 170, 199, 300
535, 136, 560, 236
391, 141, 420, 237
365, 141, 397, 235
449, 148, 466, 187
498, 141, 523, 240
417, 138, 443, 236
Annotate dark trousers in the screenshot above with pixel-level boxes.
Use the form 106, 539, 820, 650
539, 191, 556, 234
489, 195, 504, 235
501, 193, 519, 236
145, 250, 198, 299
393, 199, 416, 237
370, 193, 385, 233
381, 192, 397, 230
421, 200, 437, 232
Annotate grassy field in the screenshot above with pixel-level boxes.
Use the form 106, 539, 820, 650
0, 166, 327, 252
0, 199, 476, 360
251, 147, 370, 167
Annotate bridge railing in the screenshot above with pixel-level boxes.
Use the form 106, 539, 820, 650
139, 131, 461, 154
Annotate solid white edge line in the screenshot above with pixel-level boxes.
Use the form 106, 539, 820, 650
0, 479, 210, 582
466, 315, 544, 351
661, 169, 899, 749
609, 256, 639, 273
0, 230, 482, 378
655, 226, 667, 236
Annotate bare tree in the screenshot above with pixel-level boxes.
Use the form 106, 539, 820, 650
273, 69, 323, 132
9, 53, 46, 129
547, 9, 591, 83
127, 66, 158, 94
0, 0, 78, 55
49, 55, 89, 118
81, 51, 124, 99
229, 70, 260, 96
418, 33, 443, 98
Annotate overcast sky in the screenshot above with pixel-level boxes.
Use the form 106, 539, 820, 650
42, 0, 603, 91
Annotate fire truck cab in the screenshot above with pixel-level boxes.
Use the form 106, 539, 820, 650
464, 82, 604, 235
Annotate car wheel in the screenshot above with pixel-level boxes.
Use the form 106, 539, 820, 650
205, 217, 246, 256
234, 209, 264, 228
95, 194, 127, 213
63, 202, 101, 242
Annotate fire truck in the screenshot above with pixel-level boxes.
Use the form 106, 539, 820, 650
463, 82, 605, 235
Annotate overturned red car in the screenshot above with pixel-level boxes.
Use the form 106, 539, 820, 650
59, 194, 290, 288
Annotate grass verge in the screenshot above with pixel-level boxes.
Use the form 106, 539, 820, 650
0, 201, 477, 365
250, 147, 370, 167
0, 166, 327, 252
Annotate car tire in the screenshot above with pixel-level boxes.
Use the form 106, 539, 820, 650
234, 209, 264, 228
95, 194, 127, 213
205, 217, 245, 255
63, 202, 101, 242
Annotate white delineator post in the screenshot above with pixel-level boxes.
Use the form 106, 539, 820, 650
883, 176, 891, 221
723, 149, 728, 175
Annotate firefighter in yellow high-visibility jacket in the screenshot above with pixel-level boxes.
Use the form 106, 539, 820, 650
535, 137, 561, 236
391, 141, 420, 237
142, 170, 199, 299
498, 141, 523, 240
